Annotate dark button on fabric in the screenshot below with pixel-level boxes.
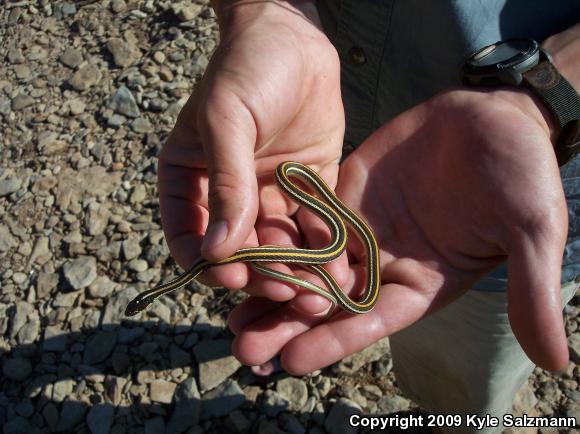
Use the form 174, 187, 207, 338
348, 46, 367, 65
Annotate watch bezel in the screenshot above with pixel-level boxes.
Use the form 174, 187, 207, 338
462, 38, 541, 86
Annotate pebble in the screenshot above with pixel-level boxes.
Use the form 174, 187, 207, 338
52, 379, 75, 402
276, 377, 308, 411
0, 176, 22, 197
63, 256, 98, 289
193, 339, 242, 392
107, 38, 141, 68
111, 0, 127, 14
122, 237, 142, 260
36, 271, 59, 299
167, 377, 201, 431
325, 398, 361, 434
83, 331, 118, 364
69, 64, 102, 91
109, 85, 140, 118
3, 357, 32, 381
131, 117, 152, 133
0, 224, 17, 252
57, 400, 88, 431
11, 94, 35, 110
260, 390, 290, 417
43, 325, 68, 352
201, 379, 245, 419
150, 379, 177, 404
69, 98, 86, 114
86, 404, 114, 434
569, 333, 580, 363
88, 275, 116, 299
60, 48, 83, 69
145, 417, 165, 434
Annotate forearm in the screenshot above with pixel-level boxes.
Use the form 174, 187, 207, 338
543, 21, 580, 90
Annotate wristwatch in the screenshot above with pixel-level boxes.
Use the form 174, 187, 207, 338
462, 38, 580, 166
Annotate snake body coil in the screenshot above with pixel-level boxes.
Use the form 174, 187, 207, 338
125, 161, 380, 316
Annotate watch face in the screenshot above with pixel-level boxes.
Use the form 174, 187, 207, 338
471, 39, 533, 68
462, 38, 540, 86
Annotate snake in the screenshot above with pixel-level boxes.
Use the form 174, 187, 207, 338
124, 161, 380, 316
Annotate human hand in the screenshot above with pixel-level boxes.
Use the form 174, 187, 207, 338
229, 88, 570, 372
159, 1, 345, 300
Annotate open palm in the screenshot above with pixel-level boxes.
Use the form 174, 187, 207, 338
229, 89, 570, 374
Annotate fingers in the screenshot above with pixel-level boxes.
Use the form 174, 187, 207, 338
231, 267, 433, 372
506, 223, 569, 371
198, 85, 260, 261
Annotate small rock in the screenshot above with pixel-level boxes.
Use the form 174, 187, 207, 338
28, 236, 50, 265
0, 176, 22, 196
36, 271, 59, 299
14, 399, 34, 418
69, 98, 86, 115
110, 0, 127, 13
105, 375, 127, 406
109, 86, 140, 118
260, 390, 290, 417
325, 398, 362, 434
43, 325, 68, 352
568, 333, 580, 363
167, 377, 201, 432
122, 238, 142, 260
11, 94, 35, 110
131, 117, 152, 133
63, 256, 98, 289
201, 379, 245, 419
57, 399, 87, 431
69, 64, 102, 91
60, 48, 83, 68
194, 339, 242, 392
0, 224, 17, 251
106, 38, 140, 68
42, 402, 60, 429
85, 202, 110, 236
376, 395, 411, 413
276, 377, 308, 412
130, 184, 147, 204
10, 301, 34, 340
83, 331, 118, 364
86, 404, 114, 434
226, 411, 251, 432
53, 379, 75, 402
88, 275, 116, 299
128, 258, 148, 272
8, 47, 25, 64
17, 316, 40, 344
172, 2, 203, 21
145, 417, 165, 434
3, 357, 32, 381
150, 379, 177, 404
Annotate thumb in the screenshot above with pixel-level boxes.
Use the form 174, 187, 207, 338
198, 87, 259, 261
506, 220, 569, 371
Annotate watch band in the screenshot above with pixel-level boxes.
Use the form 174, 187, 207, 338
522, 60, 580, 130
522, 59, 580, 165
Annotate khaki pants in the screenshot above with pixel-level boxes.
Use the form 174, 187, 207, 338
390, 282, 578, 434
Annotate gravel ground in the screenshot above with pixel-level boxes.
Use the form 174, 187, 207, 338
0, 1, 579, 433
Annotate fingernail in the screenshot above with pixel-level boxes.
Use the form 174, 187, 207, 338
201, 220, 229, 252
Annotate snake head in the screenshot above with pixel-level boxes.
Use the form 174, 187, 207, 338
125, 297, 149, 317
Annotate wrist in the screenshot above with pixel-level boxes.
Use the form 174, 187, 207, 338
211, 0, 322, 36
